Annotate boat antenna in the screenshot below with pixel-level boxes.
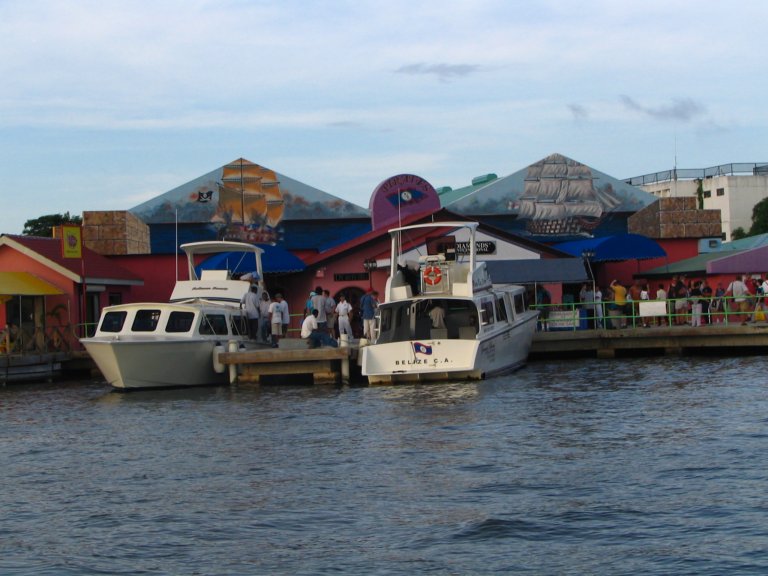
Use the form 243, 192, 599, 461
175, 207, 179, 281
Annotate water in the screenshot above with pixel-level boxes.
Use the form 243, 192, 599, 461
2, 356, 768, 575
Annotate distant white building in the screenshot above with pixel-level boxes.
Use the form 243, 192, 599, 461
625, 163, 768, 241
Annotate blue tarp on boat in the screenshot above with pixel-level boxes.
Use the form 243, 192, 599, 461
196, 244, 306, 276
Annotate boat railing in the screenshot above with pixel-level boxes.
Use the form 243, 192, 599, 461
531, 294, 767, 331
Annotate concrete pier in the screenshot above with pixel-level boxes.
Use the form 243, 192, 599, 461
530, 323, 768, 360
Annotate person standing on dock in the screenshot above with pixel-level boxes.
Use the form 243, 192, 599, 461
360, 289, 379, 340
311, 287, 327, 332
269, 293, 285, 348
725, 275, 750, 325
323, 290, 337, 337
259, 292, 272, 343
242, 285, 261, 339
336, 294, 353, 338
609, 280, 628, 328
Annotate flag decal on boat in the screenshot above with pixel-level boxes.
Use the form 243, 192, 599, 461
413, 342, 432, 355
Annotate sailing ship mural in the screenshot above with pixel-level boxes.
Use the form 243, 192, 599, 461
441, 152, 654, 239
213, 159, 285, 243
129, 158, 369, 246
514, 154, 621, 236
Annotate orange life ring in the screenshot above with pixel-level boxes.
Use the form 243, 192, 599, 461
423, 266, 443, 286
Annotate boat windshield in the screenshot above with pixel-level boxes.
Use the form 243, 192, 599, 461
376, 299, 478, 343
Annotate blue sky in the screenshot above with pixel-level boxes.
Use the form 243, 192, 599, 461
1, 0, 766, 234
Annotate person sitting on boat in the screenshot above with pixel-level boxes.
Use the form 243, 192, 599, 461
429, 301, 446, 329
301, 309, 338, 349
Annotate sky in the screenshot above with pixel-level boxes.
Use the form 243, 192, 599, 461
1, 0, 767, 234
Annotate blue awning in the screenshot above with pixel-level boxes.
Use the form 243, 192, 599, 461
197, 244, 306, 275
554, 234, 666, 262
485, 259, 590, 284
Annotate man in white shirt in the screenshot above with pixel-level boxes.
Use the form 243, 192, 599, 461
301, 309, 338, 348
726, 275, 750, 324
335, 294, 353, 337
241, 285, 260, 339
268, 293, 285, 348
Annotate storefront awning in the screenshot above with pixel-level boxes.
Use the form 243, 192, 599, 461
486, 259, 590, 284
554, 234, 666, 262
0, 272, 64, 296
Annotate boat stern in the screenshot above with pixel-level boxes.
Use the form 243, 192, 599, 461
361, 339, 481, 384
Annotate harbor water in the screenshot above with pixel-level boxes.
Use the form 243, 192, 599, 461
2, 356, 767, 575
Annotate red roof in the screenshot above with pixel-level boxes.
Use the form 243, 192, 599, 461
1, 234, 142, 284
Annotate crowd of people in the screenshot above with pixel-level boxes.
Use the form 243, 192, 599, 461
240, 276, 380, 349
570, 274, 768, 329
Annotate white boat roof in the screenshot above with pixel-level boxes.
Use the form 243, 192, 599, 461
387, 221, 479, 235
180, 241, 264, 256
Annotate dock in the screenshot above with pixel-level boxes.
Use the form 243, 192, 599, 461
218, 339, 354, 385
530, 323, 768, 360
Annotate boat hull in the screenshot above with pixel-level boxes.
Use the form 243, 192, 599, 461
362, 315, 537, 385
81, 338, 233, 390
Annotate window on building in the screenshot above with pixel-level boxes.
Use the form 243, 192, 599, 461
703, 190, 711, 198
716, 188, 725, 196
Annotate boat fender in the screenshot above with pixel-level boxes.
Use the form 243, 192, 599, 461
227, 340, 238, 384
423, 265, 442, 286
213, 344, 226, 374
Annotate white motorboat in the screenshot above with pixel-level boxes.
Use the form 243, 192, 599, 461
361, 222, 538, 384
81, 241, 264, 390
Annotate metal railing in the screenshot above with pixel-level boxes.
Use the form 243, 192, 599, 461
532, 295, 764, 331
624, 163, 768, 186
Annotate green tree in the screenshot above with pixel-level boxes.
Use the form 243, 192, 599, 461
22, 212, 82, 237
731, 227, 747, 241
748, 197, 768, 236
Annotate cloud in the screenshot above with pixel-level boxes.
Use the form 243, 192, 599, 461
395, 63, 482, 81
620, 95, 706, 122
568, 104, 589, 120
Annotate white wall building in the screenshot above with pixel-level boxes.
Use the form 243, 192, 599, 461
625, 163, 768, 241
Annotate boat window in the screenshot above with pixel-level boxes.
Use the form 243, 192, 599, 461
379, 307, 392, 333
479, 298, 495, 325
514, 293, 525, 315
166, 311, 195, 333
199, 314, 229, 336
230, 314, 247, 336
495, 295, 508, 322
131, 309, 161, 332
100, 311, 127, 333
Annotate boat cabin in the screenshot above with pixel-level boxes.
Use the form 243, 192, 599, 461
95, 304, 248, 339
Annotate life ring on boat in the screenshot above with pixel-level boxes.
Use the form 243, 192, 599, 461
423, 266, 442, 286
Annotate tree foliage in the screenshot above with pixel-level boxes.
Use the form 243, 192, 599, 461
22, 212, 82, 237
747, 198, 768, 237
731, 227, 747, 241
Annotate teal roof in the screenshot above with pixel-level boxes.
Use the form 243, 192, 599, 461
640, 250, 747, 277
721, 233, 768, 251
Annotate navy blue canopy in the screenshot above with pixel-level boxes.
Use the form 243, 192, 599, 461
554, 234, 666, 262
196, 244, 306, 276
